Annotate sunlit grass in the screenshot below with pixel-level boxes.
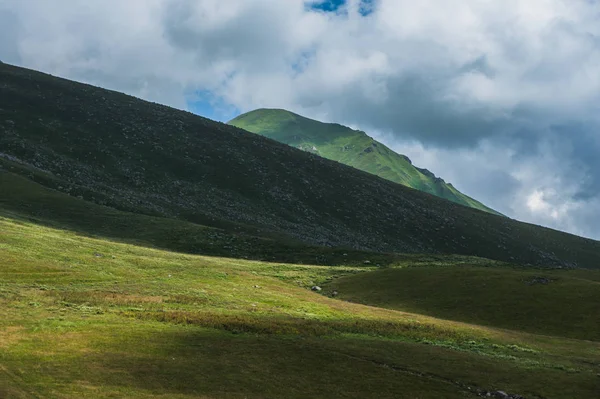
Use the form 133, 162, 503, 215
2, 215, 600, 398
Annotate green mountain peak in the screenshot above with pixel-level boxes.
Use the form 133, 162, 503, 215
229, 108, 499, 215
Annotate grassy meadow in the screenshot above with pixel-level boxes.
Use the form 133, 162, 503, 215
2, 212, 600, 398
324, 265, 600, 341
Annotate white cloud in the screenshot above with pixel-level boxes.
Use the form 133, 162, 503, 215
2, 0, 600, 238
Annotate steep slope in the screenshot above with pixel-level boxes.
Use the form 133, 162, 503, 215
229, 108, 499, 215
0, 167, 418, 266
1, 62, 600, 268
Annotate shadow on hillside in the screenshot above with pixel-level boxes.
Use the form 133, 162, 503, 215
34, 325, 597, 399
77, 331, 471, 399
323, 266, 600, 341
0, 170, 413, 266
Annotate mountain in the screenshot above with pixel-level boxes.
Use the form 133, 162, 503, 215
1, 62, 600, 269
2, 62, 600, 399
229, 108, 499, 215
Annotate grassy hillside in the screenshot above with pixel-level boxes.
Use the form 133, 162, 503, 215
2, 62, 600, 269
229, 108, 499, 215
324, 265, 600, 341
2, 212, 600, 398
2, 62, 600, 398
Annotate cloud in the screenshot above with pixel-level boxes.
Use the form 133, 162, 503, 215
1, 0, 600, 238
375, 130, 600, 239
0, 8, 20, 64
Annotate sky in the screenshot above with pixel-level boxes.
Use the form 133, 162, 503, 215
1, 0, 600, 239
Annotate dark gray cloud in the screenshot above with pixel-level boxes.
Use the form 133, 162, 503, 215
162, 0, 294, 72
301, 70, 515, 148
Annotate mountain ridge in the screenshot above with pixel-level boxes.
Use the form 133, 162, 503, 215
1, 62, 599, 269
229, 108, 500, 215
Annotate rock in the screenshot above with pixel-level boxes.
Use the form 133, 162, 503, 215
311, 286, 322, 292
331, 290, 338, 297
527, 276, 551, 285
492, 391, 508, 398
363, 260, 371, 264
94, 253, 104, 257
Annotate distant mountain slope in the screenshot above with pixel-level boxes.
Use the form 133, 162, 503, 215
1, 62, 600, 268
229, 109, 499, 215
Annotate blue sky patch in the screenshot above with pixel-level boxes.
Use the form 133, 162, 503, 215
309, 0, 346, 12
359, 0, 376, 16
308, 0, 375, 16
188, 90, 239, 122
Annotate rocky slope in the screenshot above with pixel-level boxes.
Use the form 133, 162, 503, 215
1, 62, 599, 268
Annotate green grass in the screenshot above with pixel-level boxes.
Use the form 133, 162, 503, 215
2, 215, 600, 398
323, 265, 600, 341
229, 108, 500, 215
2, 61, 600, 399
